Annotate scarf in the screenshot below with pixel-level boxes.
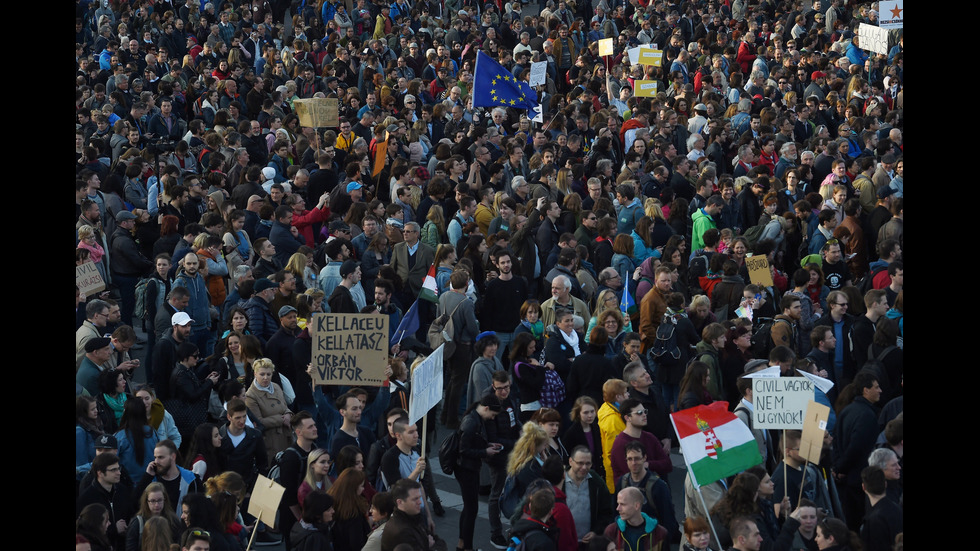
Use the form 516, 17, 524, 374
104, 392, 128, 421
234, 230, 250, 261
521, 319, 544, 340
560, 328, 581, 356
253, 381, 275, 394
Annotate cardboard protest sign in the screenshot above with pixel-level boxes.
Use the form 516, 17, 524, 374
745, 254, 774, 288
294, 98, 339, 127
878, 0, 903, 29
799, 400, 831, 464
598, 38, 614, 56
248, 474, 285, 528
752, 377, 814, 429
529, 61, 548, 87
638, 49, 664, 67
858, 23, 889, 55
626, 45, 658, 65
634, 80, 659, 97
408, 345, 445, 425
76, 261, 106, 294
309, 313, 389, 386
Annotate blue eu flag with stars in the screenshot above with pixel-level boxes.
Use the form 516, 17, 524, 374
472, 50, 539, 111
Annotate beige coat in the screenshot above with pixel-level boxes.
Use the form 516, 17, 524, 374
245, 382, 293, 460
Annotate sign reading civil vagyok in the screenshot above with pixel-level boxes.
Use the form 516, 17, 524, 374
309, 313, 388, 385
752, 377, 814, 429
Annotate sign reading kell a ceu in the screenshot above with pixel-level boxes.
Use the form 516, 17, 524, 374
309, 313, 388, 386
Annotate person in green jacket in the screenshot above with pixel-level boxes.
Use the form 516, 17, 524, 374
691, 196, 724, 253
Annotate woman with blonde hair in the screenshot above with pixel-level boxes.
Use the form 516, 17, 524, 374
285, 251, 310, 293
298, 448, 334, 506
326, 467, 371, 551
421, 204, 446, 248
245, 358, 293, 460
506, 422, 549, 503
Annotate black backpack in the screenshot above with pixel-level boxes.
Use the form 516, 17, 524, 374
857, 264, 888, 295
268, 447, 302, 486
750, 317, 790, 358
437, 429, 462, 475
687, 252, 710, 296
651, 312, 682, 367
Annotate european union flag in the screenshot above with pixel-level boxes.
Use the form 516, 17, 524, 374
621, 272, 638, 319
473, 50, 539, 111
391, 299, 420, 344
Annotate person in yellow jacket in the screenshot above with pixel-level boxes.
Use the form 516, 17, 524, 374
597, 379, 629, 493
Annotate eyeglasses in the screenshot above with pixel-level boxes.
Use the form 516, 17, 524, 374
631, 409, 648, 416
493, 384, 511, 391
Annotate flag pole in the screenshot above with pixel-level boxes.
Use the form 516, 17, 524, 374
783, 429, 788, 502
696, 486, 722, 549
797, 459, 808, 508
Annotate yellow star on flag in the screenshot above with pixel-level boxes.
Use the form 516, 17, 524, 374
509, 99, 516, 105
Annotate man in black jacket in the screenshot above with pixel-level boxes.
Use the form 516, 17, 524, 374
110, 211, 153, 326
382, 479, 445, 551
484, 371, 522, 547
76, 452, 135, 551
833, 373, 881, 530
218, 398, 268, 491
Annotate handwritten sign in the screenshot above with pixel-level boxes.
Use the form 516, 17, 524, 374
799, 400, 830, 464
878, 0, 903, 29
753, 377, 814, 429
76, 261, 106, 294
294, 98, 339, 128
638, 48, 664, 67
248, 474, 285, 528
858, 23, 889, 55
745, 254, 774, 288
634, 80, 659, 97
309, 313, 389, 385
529, 61, 548, 87
408, 345, 445, 425
598, 38, 614, 57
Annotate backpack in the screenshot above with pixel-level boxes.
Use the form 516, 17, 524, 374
437, 429, 462, 475
859, 344, 896, 392
857, 264, 888, 295
687, 252, 710, 296
134, 277, 165, 320
741, 221, 767, 249
505, 535, 527, 551
651, 312, 682, 366
268, 447, 302, 485
133, 277, 154, 320
539, 369, 566, 408
427, 300, 464, 360
499, 474, 521, 518
749, 317, 790, 358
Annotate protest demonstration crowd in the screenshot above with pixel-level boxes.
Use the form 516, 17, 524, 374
74, 0, 904, 549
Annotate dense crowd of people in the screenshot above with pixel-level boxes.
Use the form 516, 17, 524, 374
75, 0, 904, 549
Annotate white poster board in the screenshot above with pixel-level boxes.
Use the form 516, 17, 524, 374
408, 345, 445, 425
878, 1, 904, 29
752, 377, 814, 429
528, 61, 548, 87
858, 23, 889, 55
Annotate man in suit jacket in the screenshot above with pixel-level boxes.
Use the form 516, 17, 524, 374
389, 221, 435, 302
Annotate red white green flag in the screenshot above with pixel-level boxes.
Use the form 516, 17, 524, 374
420, 262, 439, 303
671, 401, 762, 487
